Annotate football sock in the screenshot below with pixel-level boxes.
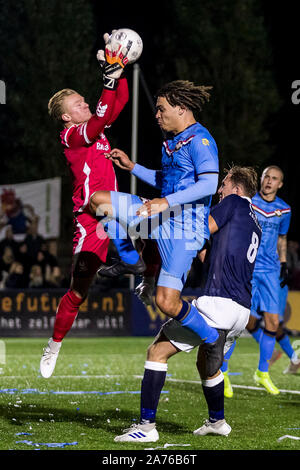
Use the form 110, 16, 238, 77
220, 341, 236, 373
140, 361, 167, 424
277, 333, 295, 360
250, 326, 263, 343
177, 301, 219, 344
202, 373, 225, 422
52, 290, 84, 342
102, 218, 140, 264
258, 328, 277, 372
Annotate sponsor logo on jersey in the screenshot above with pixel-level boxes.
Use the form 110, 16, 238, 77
96, 102, 108, 117
202, 138, 210, 146
96, 142, 110, 151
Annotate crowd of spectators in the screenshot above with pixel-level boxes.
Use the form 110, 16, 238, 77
0, 224, 64, 289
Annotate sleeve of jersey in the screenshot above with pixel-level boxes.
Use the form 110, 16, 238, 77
210, 195, 236, 230
65, 89, 116, 148
279, 208, 291, 235
190, 135, 219, 175
131, 163, 163, 189
106, 77, 129, 126
166, 172, 218, 207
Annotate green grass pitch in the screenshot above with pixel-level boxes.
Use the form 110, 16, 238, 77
0, 336, 299, 451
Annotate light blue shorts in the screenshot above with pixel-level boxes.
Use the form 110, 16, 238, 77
110, 191, 206, 291
250, 270, 282, 317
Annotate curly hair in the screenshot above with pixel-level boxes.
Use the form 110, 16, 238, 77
156, 80, 212, 115
225, 165, 258, 199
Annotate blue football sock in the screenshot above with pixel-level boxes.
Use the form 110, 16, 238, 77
278, 334, 295, 360
220, 341, 236, 373
177, 301, 219, 344
140, 361, 167, 424
251, 327, 263, 344
103, 218, 140, 264
258, 329, 276, 372
202, 374, 225, 422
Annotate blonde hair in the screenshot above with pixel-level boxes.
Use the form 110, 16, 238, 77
225, 165, 258, 198
48, 88, 76, 123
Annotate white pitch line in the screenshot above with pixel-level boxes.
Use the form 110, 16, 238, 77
138, 375, 300, 395
0, 375, 121, 379
1, 374, 300, 395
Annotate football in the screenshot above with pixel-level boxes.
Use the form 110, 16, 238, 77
108, 28, 143, 64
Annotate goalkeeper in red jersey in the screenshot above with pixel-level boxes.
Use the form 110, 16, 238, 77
39, 33, 130, 378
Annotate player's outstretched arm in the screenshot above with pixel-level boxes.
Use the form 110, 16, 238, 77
68, 32, 129, 148
106, 148, 163, 189
105, 148, 135, 171
165, 172, 219, 207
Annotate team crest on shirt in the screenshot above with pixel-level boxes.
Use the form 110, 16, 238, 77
174, 141, 184, 151
202, 138, 210, 146
274, 209, 282, 217
163, 135, 195, 157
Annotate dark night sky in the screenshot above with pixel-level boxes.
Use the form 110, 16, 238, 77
261, 2, 300, 239
2, 2, 299, 239
93, 2, 300, 238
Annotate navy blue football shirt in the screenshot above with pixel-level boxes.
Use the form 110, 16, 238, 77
203, 194, 262, 308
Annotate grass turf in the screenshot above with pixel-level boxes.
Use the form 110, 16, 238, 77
0, 337, 300, 451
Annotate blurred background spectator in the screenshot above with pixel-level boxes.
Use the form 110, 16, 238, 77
23, 217, 45, 264
0, 225, 19, 258
0, 245, 15, 287
5, 261, 27, 288
28, 264, 44, 288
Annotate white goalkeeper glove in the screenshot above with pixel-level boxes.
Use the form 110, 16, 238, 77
97, 31, 129, 90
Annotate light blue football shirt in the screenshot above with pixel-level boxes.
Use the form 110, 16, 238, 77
251, 192, 291, 272
160, 122, 219, 240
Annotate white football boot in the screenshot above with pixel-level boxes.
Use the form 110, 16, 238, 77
194, 419, 231, 436
40, 338, 61, 378
283, 357, 300, 374
114, 423, 159, 442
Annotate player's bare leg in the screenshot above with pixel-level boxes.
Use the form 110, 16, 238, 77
89, 190, 113, 217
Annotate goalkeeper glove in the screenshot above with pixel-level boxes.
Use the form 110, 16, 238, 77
279, 262, 289, 288
97, 31, 129, 90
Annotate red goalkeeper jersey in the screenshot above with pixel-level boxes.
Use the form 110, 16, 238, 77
60, 77, 129, 213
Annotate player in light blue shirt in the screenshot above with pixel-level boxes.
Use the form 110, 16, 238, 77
89, 80, 219, 345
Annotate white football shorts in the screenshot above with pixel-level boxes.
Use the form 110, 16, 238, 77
162, 295, 250, 354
